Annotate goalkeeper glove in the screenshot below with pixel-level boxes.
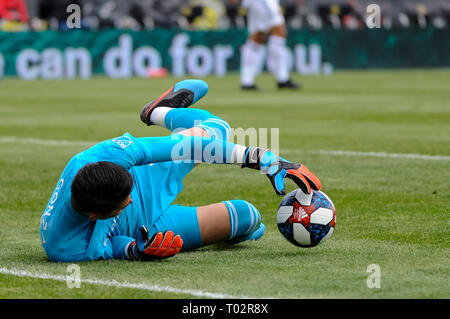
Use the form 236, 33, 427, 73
127, 226, 183, 261
242, 147, 322, 196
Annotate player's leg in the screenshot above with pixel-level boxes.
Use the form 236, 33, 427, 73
140, 79, 231, 140
262, 0, 300, 89
219, 200, 265, 244
152, 107, 231, 141
153, 201, 265, 251
267, 24, 288, 84
267, 24, 299, 89
241, 32, 266, 90
241, 0, 269, 90
197, 200, 265, 247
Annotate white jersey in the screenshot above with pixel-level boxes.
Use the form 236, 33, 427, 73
242, 0, 285, 34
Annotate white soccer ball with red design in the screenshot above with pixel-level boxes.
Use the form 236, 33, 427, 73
276, 189, 336, 248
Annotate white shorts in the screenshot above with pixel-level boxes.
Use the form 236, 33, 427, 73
242, 0, 285, 34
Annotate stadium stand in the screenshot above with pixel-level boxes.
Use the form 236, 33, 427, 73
2, 0, 448, 31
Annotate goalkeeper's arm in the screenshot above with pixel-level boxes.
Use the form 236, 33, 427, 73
86, 132, 321, 196
134, 134, 322, 196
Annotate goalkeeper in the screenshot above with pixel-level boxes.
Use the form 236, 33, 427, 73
39, 79, 321, 262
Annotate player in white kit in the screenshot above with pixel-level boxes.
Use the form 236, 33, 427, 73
238, 0, 300, 90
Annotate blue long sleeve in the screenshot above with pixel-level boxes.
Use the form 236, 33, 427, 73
76, 132, 244, 169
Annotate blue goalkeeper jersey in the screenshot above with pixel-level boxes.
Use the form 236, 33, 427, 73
39, 132, 238, 262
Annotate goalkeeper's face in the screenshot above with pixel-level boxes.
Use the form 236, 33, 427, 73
91, 194, 133, 221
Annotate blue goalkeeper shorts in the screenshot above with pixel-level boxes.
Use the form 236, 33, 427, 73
117, 160, 203, 251
150, 204, 202, 251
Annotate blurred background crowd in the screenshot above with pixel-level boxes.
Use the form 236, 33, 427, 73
1, 0, 449, 31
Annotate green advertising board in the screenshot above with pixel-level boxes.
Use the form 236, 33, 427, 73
0, 28, 448, 79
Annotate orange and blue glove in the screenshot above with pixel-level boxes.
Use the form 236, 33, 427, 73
127, 226, 183, 261
242, 147, 322, 196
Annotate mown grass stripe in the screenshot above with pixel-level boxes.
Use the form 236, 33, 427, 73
1, 136, 449, 161
0, 266, 258, 299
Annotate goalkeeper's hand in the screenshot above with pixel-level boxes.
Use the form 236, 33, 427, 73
242, 147, 322, 196
127, 226, 183, 261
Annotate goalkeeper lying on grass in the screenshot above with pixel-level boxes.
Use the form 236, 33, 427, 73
39, 79, 321, 262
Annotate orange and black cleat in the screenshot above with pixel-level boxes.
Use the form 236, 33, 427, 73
140, 79, 208, 126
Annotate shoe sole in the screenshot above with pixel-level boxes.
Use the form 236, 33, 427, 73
140, 87, 194, 125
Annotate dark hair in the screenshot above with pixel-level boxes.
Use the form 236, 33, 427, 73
71, 161, 134, 217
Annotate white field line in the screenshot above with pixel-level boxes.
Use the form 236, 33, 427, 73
0, 266, 257, 299
0, 136, 95, 147
281, 149, 450, 161
1, 136, 449, 161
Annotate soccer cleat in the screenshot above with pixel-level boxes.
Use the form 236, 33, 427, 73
140, 79, 208, 126
241, 84, 260, 91
277, 79, 301, 90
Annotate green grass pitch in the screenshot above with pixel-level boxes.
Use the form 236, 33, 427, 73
0, 70, 449, 298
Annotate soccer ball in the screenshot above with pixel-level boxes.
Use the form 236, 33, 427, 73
276, 189, 336, 248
